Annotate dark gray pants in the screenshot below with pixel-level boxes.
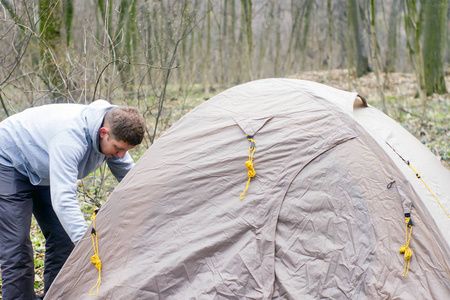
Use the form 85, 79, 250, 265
0, 164, 74, 300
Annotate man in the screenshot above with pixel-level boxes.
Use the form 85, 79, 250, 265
0, 100, 145, 299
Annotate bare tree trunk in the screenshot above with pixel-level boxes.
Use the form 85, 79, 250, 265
300, 0, 314, 70
176, 0, 190, 93
115, 0, 140, 90
370, 0, 387, 113
96, 0, 115, 55
219, 0, 228, 88
274, 2, 282, 77
63, 0, 74, 46
187, 0, 199, 87
240, 0, 253, 81
230, 0, 238, 83
423, 0, 448, 95
383, 0, 400, 88
285, 1, 306, 75
347, 0, 369, 77
404, 0, 426, 101
204, 0, 212, 94
39, 0, 66, 100
385, 0, 400, 73
257, 1, 275, 78
179, 21, 187, 93
0, 93, 10, 118
327, 0, 334, 73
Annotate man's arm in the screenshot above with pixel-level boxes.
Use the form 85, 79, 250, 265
48, 137, 88, 245
106, 152, 134, 182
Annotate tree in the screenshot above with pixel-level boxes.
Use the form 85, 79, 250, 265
326, 0, 334, 72
300, 0, 314, 70
39, 0, 69, 97
422, 0, 448, 94
370, 0, 387, 112
63, 0, 74, 46
347, 0, 369, 77
240, 0, 253, 81
204, 0, 212, 94
384, 0, 400, 74
285, 0, 307, 74
404, 0, 426, 99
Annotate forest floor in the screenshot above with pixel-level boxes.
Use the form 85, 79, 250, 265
0, 69, 448, 298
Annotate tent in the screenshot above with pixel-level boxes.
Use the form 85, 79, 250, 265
46, 79, 450, 299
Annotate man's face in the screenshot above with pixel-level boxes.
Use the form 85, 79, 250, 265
99, 127, 135, 158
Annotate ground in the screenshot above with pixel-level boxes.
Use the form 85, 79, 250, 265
0, 69, 448, 298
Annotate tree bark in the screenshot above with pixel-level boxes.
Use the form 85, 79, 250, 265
240, 0, 253, 81
422, 0, 448, 94
385, 0, 400, 74
300, 0, 314, 70
404, 0, 426, 98
370, 0, 387, 113
285, 1, 306, 74
326, 0, 333, 72
39, 0, 65, 97
63, 0, 74, 46
274, 2, 282, 77
347, 0, 369, 77
229, 0, 238, 83
204, 0, 212, 94
219, 0, 228, 87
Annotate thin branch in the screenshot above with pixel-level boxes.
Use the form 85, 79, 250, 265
92, 59, 178, 100
9, 23, 69, 91
0, 33, 32, 89
79, 180, 102, 208
0, 91, 10, 117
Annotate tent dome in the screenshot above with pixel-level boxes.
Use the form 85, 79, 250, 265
46, 79, 450, 299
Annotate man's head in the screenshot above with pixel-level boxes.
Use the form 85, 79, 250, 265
99, 107, 145, 158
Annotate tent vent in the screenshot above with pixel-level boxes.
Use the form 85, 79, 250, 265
239, 135, 256, 200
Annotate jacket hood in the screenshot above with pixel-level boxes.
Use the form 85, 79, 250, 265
83, 100, 116, 155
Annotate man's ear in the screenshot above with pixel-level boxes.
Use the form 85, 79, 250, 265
99, 127, 110, 138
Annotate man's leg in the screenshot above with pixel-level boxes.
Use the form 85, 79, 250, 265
32, 187, 74, 294
0, 165, 36, 300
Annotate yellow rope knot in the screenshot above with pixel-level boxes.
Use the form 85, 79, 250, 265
91, 254, 102, 269
89, 209, 102, 296
399, 245, 413, 260
239, 136, 256, 200
245, 160, 256, 178
399, 216, 413, 277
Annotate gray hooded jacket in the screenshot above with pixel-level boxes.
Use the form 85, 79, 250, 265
0, 100, 134, 244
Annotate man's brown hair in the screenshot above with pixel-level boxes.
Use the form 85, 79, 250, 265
104, 107, 145, 145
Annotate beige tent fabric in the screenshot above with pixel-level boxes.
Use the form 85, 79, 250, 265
272, 137, 449, 299
354, 106, 450, 248
45, 79, 450, 299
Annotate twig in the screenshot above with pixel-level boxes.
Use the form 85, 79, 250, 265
80, 180, 102, 208
399, 107, 422, 119
0, 33, 32, 89
0, 91, 10, 117
92, 59, 178, 100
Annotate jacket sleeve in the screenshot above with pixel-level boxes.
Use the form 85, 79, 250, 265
106, 152, 134, 182
48, 133, 89, 245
